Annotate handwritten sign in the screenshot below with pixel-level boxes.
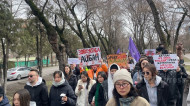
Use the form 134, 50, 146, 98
145, 49, 156, 56
77, 47, 101, 66
68, 58, 80, 64
107, 53, 127, 68
153, 54, 178, 70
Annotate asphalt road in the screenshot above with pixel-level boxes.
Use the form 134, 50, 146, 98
7, 66, 59, 85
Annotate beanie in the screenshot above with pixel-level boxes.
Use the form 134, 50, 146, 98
110, 64, 119, 70
113, 69, 133, 85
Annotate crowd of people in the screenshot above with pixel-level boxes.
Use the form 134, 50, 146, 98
0, 43, 189, 106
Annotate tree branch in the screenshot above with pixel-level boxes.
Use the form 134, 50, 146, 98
42, 0, 48, 13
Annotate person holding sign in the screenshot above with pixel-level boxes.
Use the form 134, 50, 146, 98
136, 64, 172, 106
80, 59, 108, 80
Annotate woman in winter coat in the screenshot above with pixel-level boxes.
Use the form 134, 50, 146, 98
64, 65, 77, 91
49, 71, 76, 106
88, 71, 108, 106
75, 71, 96, 106
13, 89, 36, 106
106, 69, 149, 106
136, 64, 172, 106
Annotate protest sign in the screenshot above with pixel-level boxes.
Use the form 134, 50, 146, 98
77, 47, 101, 66
153, 54, 178, 70
68, 58, 80, 64
145, 49, 156, 56
107, 53, 127, 68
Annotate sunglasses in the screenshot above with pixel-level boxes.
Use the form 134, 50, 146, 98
115, 83, 129, 88
142, 71, 150, 75
28, 75, 35, 78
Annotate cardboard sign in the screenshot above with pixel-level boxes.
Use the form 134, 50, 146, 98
145, 49, 156, 56
68, 58, 80, 64
77, 47, 101, 66
153, 54, 178, 70
107, 53, 127, 68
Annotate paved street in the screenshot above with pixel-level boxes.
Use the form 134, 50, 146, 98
7, 66, 59, 85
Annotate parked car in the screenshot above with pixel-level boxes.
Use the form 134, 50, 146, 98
7, 67, 31, 80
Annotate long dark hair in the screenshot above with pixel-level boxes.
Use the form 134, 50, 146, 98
63, 65, 72, 80
13, 89, 31, 106
97, 71, 107, 83
81, 71, 90, 89
139, 58, 149, 70
113, 83, 138, 104
143, 64, 158, 77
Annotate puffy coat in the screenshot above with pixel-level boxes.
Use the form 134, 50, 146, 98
136, 77, 173, 106
0, 96, 10, 106
88, 82, 108, 106
75, 79, 96, 106
66, 74, 77, 91
49, 81, 76, 106
24, 77, 48, 106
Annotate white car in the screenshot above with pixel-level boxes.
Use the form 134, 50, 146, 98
7, 67, 30, 80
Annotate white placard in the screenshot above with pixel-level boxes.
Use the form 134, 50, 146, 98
77, 47, 101, 66
68, 58, 80, 64
153, 54, 178, 70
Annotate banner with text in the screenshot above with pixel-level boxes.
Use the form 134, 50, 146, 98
77, 47, 101, 66
153, 54, 178, 70
107, 53, 127, 68
68, 58, 80, 64
145, 49, 156, 56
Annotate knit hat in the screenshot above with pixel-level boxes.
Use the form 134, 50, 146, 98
0, 86, 4, 97
113, 69, 133, 84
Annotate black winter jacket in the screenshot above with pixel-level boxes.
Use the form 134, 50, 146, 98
158, 70, 180, 100
136, 78, 172, 106
66, 74, 77, 91
177, 65, 188, 85
24, 79, 48, 106
88, 83, 107, 106
49, 81, 76, 106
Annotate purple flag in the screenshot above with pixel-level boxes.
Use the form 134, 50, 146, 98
116, 49, 120, 54
128, 37, 140, 61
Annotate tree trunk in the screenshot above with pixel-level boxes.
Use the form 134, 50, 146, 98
25, 54, 27, 66
46, 55, 49, 67
146, 0, 168, 48
51, 52, 53, 66
25, 0, 65, 71
173, 9, 187, 52
1, 38, 9, 93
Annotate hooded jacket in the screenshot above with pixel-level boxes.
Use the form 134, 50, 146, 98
49, 80, 76, 106
75, 79, 96, 106
24, 77, 48, 106
136, 76, 172, 106
0, 96, 10, 106
107, 63, 120, 100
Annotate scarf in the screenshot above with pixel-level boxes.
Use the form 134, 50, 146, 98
119, 96, 135, 106
95, 83, 101, 106
52, 72, 65, 87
